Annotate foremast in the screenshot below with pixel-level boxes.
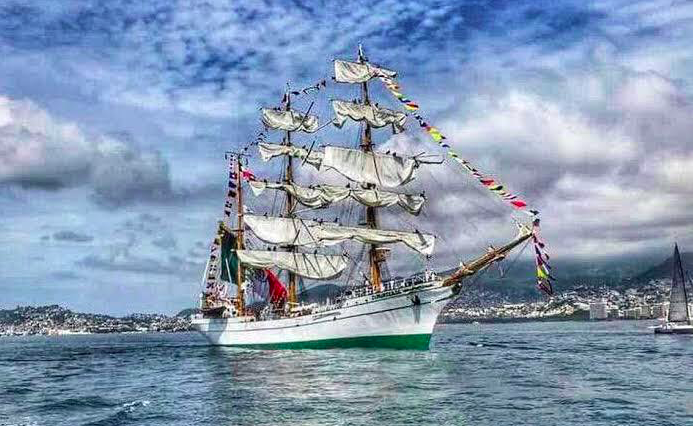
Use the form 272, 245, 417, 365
283, 89, 298, 306
358, 45, 383, 293
233, 153, 245, 314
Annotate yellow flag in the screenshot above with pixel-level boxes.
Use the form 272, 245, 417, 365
537, 266, 549, 279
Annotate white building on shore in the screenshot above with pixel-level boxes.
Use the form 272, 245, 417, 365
589, 300, 608, 320
640, 304, 652, 319
625, 307, 641, 320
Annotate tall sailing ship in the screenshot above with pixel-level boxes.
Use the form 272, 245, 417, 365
192, 47, 549, 349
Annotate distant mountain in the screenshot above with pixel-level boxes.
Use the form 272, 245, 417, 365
624, 251, 693, 286
293, 253, 676, 304
297, 284, 343, 304
445, 250, 685, 301
0, 305, 112, 325
176, 308, 200, 318
454, 259, 633, 301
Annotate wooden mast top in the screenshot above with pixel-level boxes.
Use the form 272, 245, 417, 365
358, 45, 383, 293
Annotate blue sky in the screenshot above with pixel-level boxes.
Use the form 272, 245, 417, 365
2, 0, 693, 314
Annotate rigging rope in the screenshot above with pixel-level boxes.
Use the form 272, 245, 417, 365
369, 69, 554, 296
236, 64, 556, 302
499, 238, 531, 280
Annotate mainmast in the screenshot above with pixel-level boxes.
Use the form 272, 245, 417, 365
284, 88, 298, 306
234, 154, 245, 314
358, 45, 383, 293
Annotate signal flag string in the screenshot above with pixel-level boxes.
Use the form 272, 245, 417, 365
377, 74, 555, 296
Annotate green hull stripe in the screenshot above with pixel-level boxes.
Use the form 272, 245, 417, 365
215, 334, 432, 350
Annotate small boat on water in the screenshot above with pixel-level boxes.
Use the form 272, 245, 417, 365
654, 244, 693, 335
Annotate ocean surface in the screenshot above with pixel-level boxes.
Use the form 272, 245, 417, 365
1, 320, 692, 426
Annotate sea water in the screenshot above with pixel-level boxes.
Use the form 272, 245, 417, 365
1, 321, 692, 426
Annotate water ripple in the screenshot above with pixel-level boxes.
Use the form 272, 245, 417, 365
0, 321, 690, 426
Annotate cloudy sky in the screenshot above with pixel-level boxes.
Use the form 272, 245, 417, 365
1, 0, 692, 314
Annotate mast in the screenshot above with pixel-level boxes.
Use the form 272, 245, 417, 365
358, 45, 382, 293
284, 88, 298, 306
235, 155, 245, 313
199, 256, 211, 309
683, 271, 691, 323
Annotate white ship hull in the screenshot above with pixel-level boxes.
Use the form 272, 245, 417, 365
654, 322, 693, 334
192, 280, 455, 349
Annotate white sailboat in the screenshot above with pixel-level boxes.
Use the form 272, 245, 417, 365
192, 47, 542, 349
654, 244, 693, 334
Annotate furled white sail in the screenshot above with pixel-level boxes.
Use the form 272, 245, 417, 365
244, 215, 435, 256
258, 143, 324, 168
257, 143, 420, 188
235, 250, 347, 280
332, 100, 407, 133
248, 181, 425, 215
317, 225, 435, 256
334, 60, 397, 83
322, 146, 417, 187
245, 215, 322, 247
261, 108, 319, 133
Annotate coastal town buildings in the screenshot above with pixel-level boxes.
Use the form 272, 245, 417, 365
1, 278, 687, 334
441, 279, 679, 323
0, 305, 192, 336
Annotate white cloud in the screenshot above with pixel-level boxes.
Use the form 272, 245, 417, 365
0, 96, 92, 188
0, 95, 173, 205
614, 71, 683, 112
449, 91, 636, 166
4, 0, 693, 311
643, 153, 693, 192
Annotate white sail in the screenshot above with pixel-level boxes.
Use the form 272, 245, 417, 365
323, 146, 417, 187
332, 100, 407, 133
258, 142, 324, 168
334, 60, 397, 83
244, 215, 435, 256
245, 214, 322, 247
261, 108, 319, 133
257, 143, 421, 187
248, 181, 425, 214
235, 250, 347, 280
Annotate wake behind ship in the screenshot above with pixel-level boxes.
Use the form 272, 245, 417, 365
192, 47, 553, 349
